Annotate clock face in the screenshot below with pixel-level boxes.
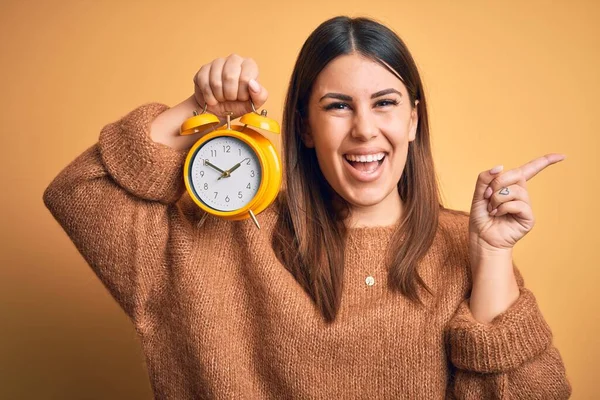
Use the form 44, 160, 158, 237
189, 136, 262, 211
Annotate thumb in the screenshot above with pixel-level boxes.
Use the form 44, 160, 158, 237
473, 164, 504, 202
248, 79, 269, 109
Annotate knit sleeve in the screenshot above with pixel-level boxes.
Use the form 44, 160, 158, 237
98, 102, 187, 203
445, 273, 572, 398
43, 103, 188, 320
447, 286, 553, 372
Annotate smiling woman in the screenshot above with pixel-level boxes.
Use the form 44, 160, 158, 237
43, 14, 571, 400
274, 17, 436, 321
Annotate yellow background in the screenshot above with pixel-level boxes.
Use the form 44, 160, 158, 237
1, 0, 597, 398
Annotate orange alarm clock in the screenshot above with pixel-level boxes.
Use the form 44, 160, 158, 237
180, 102, 281, 229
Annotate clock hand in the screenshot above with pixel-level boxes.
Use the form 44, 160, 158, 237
217, 158, 249, 180
227, 163, 242, 174
204, 160, 227, 175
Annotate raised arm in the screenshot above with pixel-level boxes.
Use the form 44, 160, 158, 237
43, 55, 269, 320
43, 102, 190, 320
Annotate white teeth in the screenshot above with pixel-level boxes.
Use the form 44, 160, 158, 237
345, 152, 385, 162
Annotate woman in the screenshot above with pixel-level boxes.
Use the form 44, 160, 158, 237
44, 16, 571, 399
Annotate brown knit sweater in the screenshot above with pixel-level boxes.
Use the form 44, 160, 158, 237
43, 103, 571, 399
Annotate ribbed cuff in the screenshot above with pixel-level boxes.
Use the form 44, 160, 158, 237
98, 103, 188, 204
446, 288, 553, 373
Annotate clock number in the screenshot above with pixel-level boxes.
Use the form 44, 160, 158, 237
200, 171, 204, 177
238, 191, 243, 199
250, 170, 255, 177
246, 158, 251, 165
223, 145, 231, 153
214, 192, 218, 199
211, 150, 217, 157
204, 183, 208, 190
246, 183, 251, 190
238, 149, 242, 156
225, 196, 230, 203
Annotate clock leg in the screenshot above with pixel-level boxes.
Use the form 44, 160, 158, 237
248, 210, 260, 230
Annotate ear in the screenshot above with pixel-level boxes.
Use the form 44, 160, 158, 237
408, 100, 419, 142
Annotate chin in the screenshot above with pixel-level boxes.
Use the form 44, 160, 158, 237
339, 185, 397, 208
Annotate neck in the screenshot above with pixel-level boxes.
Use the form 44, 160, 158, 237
345, 190, 403, 228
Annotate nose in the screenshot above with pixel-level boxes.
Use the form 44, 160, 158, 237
351, 106, 378, 141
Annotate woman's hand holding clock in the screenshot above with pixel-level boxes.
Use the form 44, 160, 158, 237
193, 54, 269, 120
150, 54, 268, 151
175, 54, 281, 227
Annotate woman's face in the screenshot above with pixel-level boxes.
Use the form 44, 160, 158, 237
305, 53, 418, 211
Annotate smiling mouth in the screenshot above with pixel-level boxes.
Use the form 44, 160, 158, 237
344, 153, 386, 174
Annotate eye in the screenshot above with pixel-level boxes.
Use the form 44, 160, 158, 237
324, 102, 351, 111
374, 99, 399, 108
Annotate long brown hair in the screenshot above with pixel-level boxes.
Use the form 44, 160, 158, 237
272, 16, 445, 323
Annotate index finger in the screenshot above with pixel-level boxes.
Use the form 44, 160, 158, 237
520, 153, 566, 181
238, 58, 259, 102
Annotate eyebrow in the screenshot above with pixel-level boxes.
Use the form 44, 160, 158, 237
319, 88, 402, 102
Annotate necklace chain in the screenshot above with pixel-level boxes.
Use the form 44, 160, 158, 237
347, 233, 376, 286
